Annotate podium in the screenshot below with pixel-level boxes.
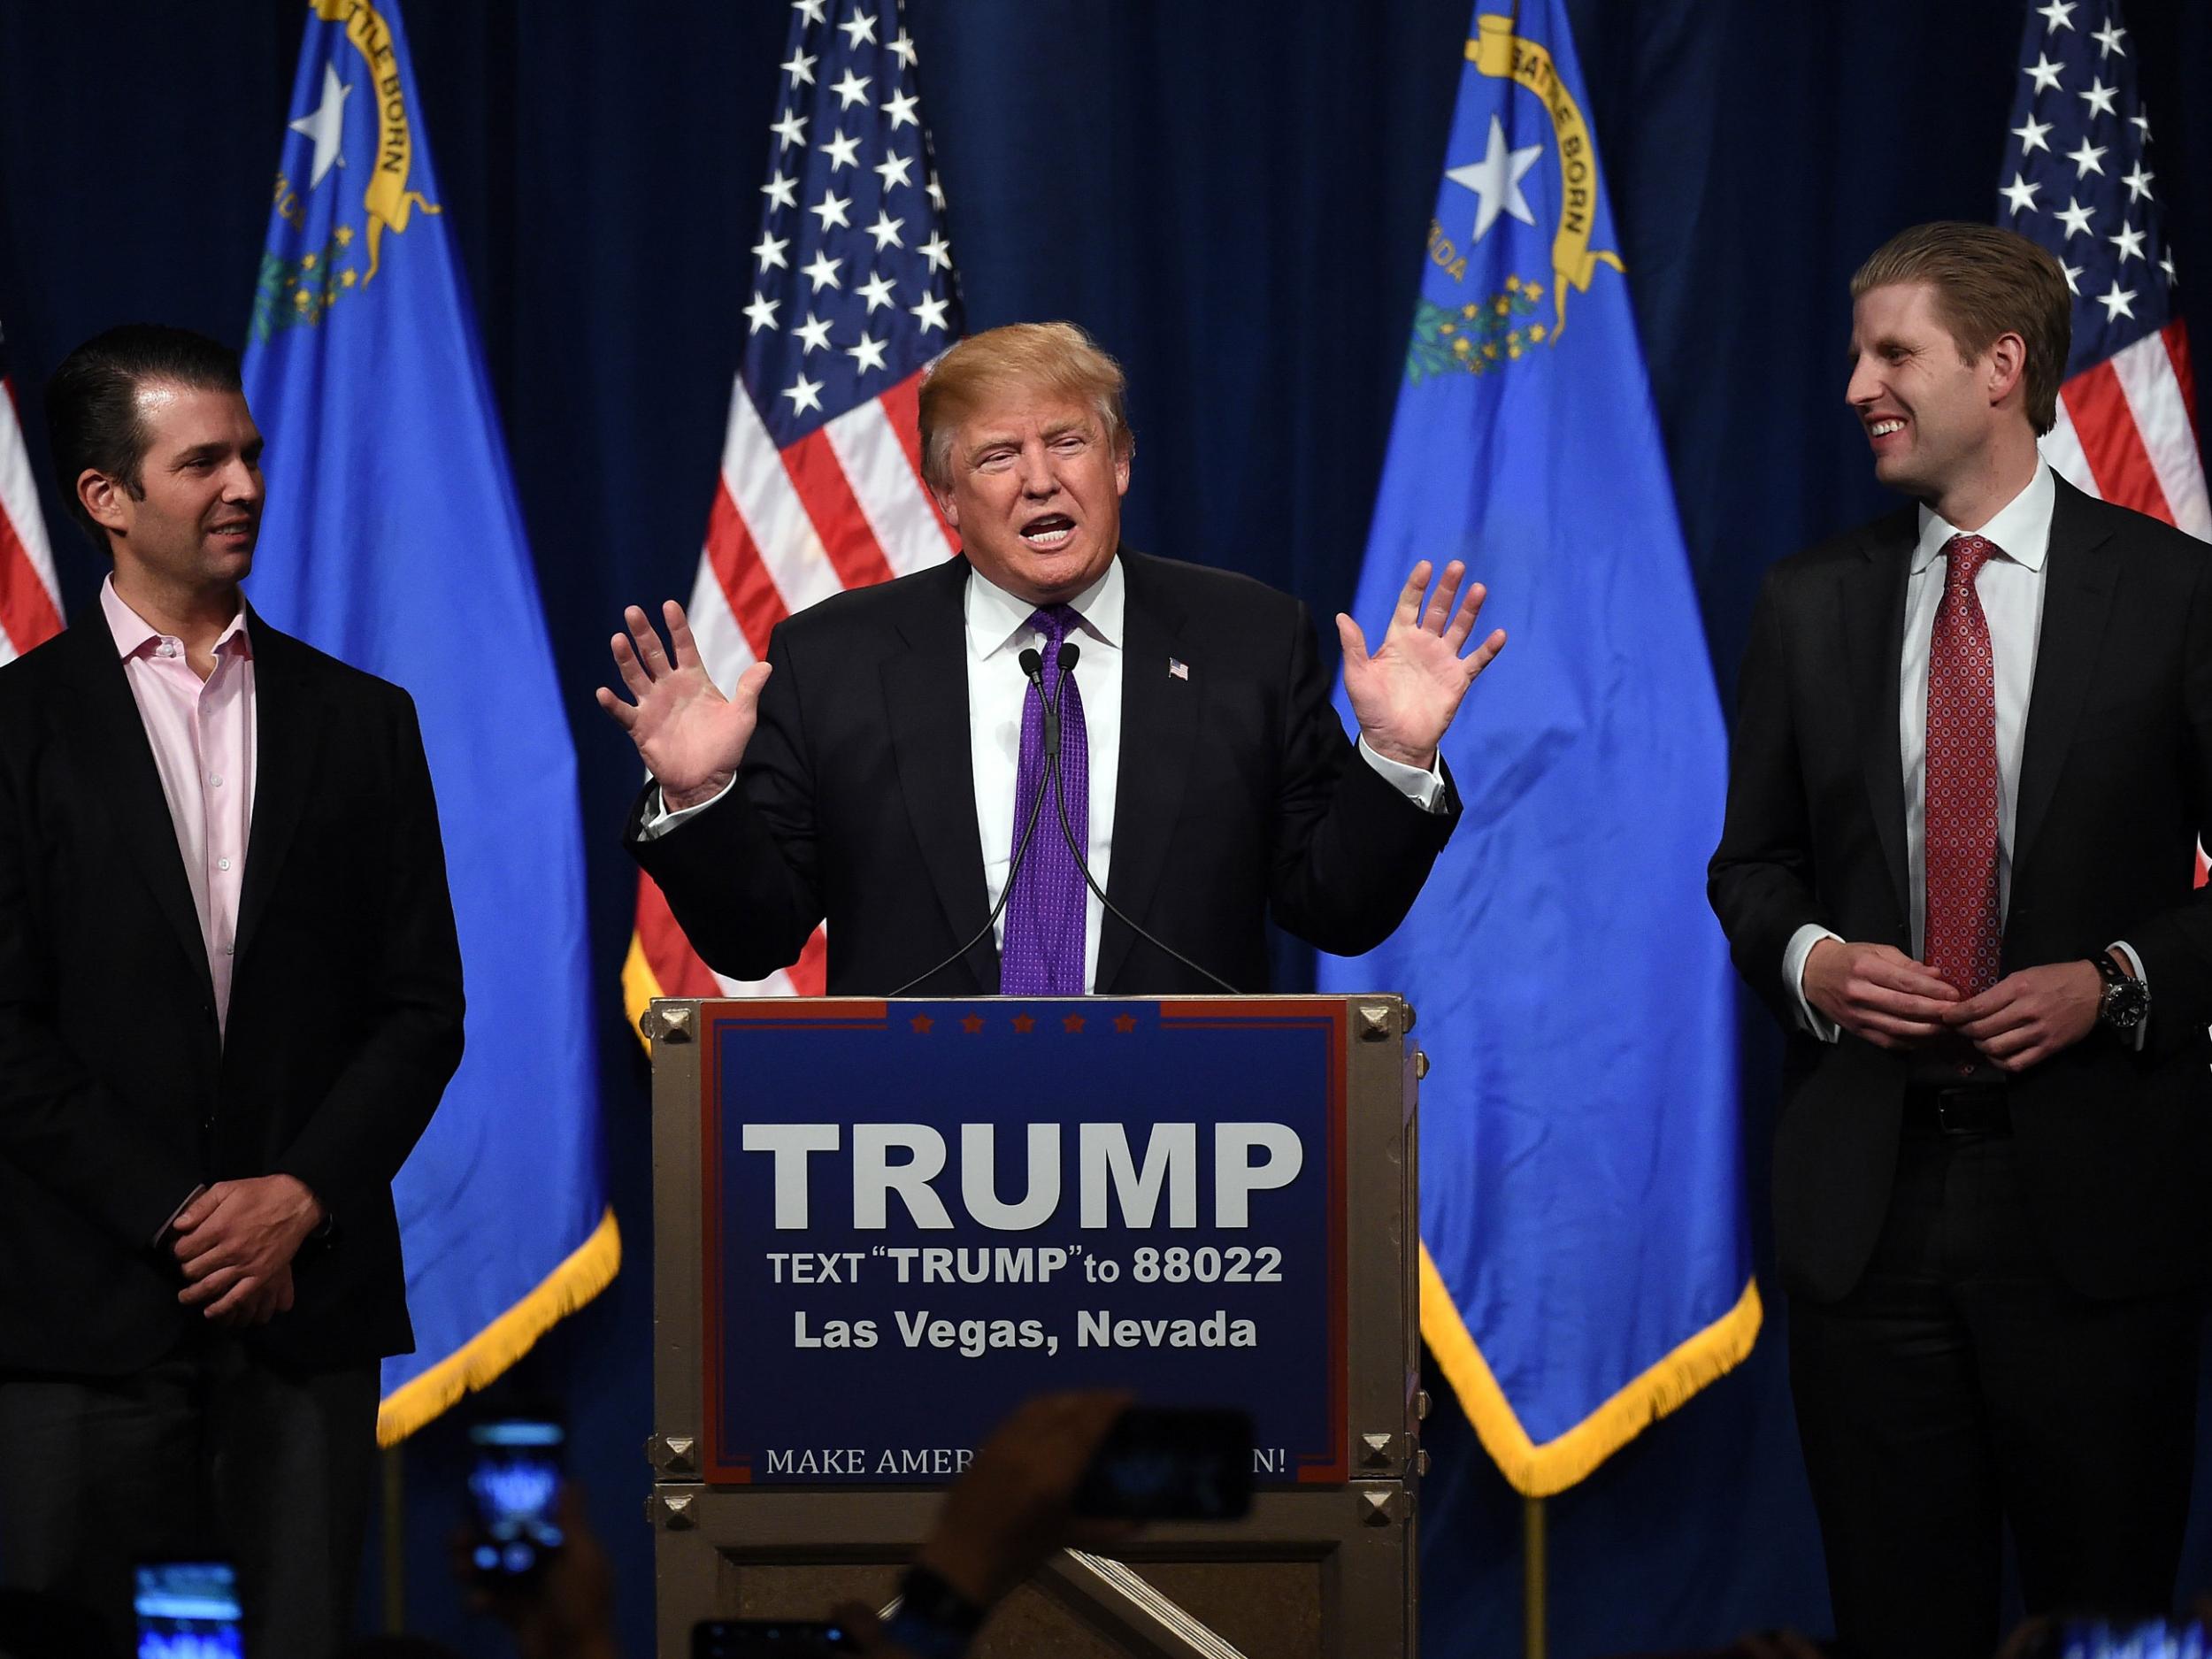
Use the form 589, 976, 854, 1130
643, 995, 1426, 1658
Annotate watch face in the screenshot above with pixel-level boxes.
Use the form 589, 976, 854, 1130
2106, 978, 2149, 1028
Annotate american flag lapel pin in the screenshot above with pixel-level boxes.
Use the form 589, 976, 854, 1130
1168, 657, 1188, 680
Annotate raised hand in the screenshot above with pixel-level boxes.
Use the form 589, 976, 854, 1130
914, 1390, 1136, 1607
1337, 560, 1506, 769
595, 601, 772, 810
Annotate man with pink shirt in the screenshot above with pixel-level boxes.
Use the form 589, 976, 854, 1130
0, 326, 464, 1658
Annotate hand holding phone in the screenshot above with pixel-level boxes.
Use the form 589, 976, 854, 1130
1069, 1406, 1255, 1522
903, 1391, 1133, 1612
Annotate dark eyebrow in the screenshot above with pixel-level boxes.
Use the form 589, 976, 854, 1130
170, 439, 262, 467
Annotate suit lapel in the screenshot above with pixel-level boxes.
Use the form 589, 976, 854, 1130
1841, 510, 1915, 927
1094, 554, 1197, 993
884, 558, 995, 990
233, 611, 319, 968
58, 622, 215, 1001
2013, 479, 2117, 877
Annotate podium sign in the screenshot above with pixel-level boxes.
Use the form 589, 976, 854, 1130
696, 999, 1348, 1485
648, 993, 1423, 1659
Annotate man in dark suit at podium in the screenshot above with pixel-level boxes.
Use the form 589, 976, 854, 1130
0, 326, 465, 1657
1709, 224, 2212, 1656
604, 321, 1506, 995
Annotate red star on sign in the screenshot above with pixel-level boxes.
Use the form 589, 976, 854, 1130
909, 1014, 933, 1033
961, 1014, 987, 1034
1113, 1013, 1138, 1033
1011, 1014, 1036, 1033
1062, 1013, 1086, 1033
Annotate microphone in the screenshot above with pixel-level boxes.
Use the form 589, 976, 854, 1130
1023, 646, 1061, 763
1043, 644, 1241, 995
886, 647, 1057, 997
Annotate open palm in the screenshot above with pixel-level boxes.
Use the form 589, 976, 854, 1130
1338, 559, 1506, 768
595, 601, 772, 809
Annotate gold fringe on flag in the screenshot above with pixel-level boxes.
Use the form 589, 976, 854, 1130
1419, 1243, 1762, 1497
375, 1206, 623, 1445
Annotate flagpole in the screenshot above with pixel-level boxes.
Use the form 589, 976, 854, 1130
1523, 1495, 1548, 1659
381, 1445, 407, 1633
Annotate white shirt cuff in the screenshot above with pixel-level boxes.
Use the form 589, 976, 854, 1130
2108, 939, 2148, 1050
1784, 924, 1844, 1042
634, 774, 737, 842
152, 1183, 209, 1248
1356, 736, 1448, 813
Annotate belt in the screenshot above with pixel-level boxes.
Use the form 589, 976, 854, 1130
1901, 1082, 2011, 1137
1893, 1084, 2017, 1141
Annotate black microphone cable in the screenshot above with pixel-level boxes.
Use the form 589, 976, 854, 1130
1045, 641, 1242, 995
886, 646, 1058, 997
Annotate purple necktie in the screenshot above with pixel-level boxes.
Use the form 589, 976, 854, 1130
1000, 605, 1089, 995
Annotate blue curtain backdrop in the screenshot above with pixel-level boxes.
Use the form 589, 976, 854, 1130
3, 3, 2208, 1655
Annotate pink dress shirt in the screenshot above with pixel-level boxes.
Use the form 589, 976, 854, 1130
100, 579, 257, 1035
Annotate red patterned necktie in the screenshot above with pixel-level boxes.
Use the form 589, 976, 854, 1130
1924, 534, 2004, 999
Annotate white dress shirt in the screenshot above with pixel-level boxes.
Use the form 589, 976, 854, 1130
641, 557, 1446, 991
1785, 465, 2142, 1039
966, 558, 1125, 989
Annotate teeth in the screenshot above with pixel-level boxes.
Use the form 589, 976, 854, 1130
1022, 527, 1072, 548
1870, 419, 1904, 437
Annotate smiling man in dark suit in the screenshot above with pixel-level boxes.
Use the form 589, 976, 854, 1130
1709, 224, 2212, 1658
0, 325, 465, 1658
604, 320, 1506, 996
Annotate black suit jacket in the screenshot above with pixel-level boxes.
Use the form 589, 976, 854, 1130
628, 549, 1460, 995
0, 607, 465, 1376
1709, 477, 2212, 1302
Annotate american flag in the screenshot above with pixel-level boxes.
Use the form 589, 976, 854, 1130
623, 0, 963, 1026
0, 317, 63, 664
1996, 0, 2209, 539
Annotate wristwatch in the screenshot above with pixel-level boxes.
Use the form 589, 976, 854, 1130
2086, 952, 2148, 1037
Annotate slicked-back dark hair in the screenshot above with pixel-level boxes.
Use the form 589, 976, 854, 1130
42, 324, 243, 549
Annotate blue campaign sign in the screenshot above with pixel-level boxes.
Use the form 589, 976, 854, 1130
697, 1000, 1349, 1486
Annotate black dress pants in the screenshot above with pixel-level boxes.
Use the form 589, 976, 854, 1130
1789, 1124, 2200, 1659
0, 1331, 380, 1659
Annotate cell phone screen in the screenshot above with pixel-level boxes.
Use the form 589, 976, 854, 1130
135, 1561, 244, 1659
1070, 1406, 1256, 1520
691, 1620, 858, 1656
467, 1417, 566, 1578
2054, 1620, 2208, 1659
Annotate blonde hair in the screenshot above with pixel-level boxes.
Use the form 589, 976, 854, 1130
1851, 222, 2073, 435
918, 321, 1132, 490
